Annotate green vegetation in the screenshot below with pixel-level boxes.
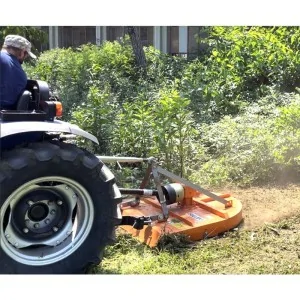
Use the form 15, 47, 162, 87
23, 26, 300, 187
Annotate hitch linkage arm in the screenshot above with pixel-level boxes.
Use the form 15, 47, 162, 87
120, 216, 152, 230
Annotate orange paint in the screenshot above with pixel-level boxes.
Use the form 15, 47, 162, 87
120, 191, 243, 247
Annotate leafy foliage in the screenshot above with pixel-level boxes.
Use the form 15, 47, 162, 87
71, 85, 118, 154
23, 26, 300, 186
181, 26, 300, 122
190, 91, 300, 186
273, 97, 300, 169
72, 85, 198, 177
25, 40, 137, 117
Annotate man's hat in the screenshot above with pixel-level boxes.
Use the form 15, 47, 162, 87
3, 35, 37, 59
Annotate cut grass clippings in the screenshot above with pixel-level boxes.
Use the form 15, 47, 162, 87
92, 216, 300, 275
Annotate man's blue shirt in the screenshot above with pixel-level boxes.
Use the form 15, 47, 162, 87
0, 50, 27, 109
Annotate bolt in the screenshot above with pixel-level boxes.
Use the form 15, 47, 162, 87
57, 200, 63, 205
56, 240, 60, 245
50, 210, 56, 215
72, 194, 77, 199
27, 200, 34, 206
34, 223, 40, 229
65, 186, 69, 190
5, 234, 10, 238
53, 227, 58, 232
67, 231, 72, 235
45, 219, 50, 225
14, 242, 19, 247
23, 228, 29, 233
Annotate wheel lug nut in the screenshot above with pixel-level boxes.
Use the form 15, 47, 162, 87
50, 210, 56, 215
57, 200, 63, 205
53, 226, 58, 232
23, 228, 29, 233
56, 240, 60, 245
34, 223, 40, 229
5, 234, 10, 238
14, 242, 19, 247
27, 200, 34, 206
65, 186, 69, 190
45, 219, 50, 224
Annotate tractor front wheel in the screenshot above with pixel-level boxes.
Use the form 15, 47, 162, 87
0, 141, 121, 274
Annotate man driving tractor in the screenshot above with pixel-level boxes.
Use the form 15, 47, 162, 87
0, 34, 36, 110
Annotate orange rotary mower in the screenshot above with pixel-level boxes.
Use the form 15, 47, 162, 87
98, 156, 243, 248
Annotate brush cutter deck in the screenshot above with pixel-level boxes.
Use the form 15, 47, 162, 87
98, 156, 243, 247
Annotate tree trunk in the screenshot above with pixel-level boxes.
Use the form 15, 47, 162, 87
126, 26, 147, 76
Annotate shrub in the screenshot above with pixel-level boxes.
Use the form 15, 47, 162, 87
181, 27, 300, 122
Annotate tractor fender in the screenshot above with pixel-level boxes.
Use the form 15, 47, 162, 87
0, 120, 99, 144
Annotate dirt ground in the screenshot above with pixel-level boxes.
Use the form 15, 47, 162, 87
226, 184, 300, 230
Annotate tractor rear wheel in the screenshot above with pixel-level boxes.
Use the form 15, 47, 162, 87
0, 141, 122, 274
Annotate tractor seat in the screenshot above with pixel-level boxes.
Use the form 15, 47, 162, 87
16, 90, 32, 110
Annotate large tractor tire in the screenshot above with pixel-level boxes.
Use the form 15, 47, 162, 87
0, 141, 122, 274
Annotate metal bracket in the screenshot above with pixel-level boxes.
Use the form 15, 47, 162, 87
148, 159, 169, 219
97, 155, 232, 227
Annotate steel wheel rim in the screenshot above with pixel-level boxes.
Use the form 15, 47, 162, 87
0, 176, 94, 266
